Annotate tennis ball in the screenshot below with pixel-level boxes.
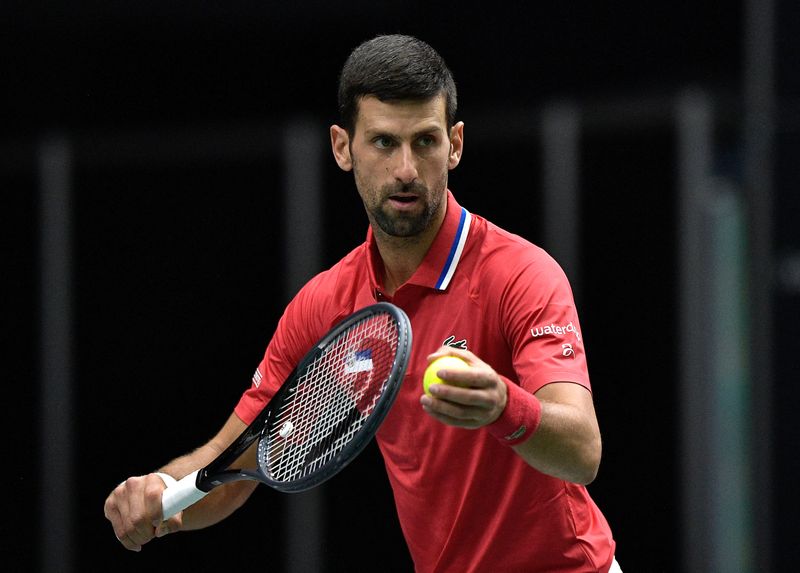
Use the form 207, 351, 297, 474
423, 355, 470, 396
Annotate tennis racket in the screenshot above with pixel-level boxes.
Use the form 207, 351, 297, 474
161, 302, 412, 519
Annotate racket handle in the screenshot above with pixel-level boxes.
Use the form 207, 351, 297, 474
161, 469, 207, 520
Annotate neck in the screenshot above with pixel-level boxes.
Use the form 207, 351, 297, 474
375, 236, 428, 296
372, 212, 444, 296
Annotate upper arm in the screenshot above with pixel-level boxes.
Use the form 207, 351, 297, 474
495, 251, 590, 395
535, 382, 599, 430
175, 412, 259, 530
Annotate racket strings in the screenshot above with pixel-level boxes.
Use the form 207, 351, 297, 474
262, 312, 399, 483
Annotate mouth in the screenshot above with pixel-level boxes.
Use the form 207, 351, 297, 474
386, 193, 420, 210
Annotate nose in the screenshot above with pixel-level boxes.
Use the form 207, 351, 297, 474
393, 144, 418, 184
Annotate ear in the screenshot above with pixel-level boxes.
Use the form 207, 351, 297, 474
330, 125, 353, 172
447, 121, 464, 170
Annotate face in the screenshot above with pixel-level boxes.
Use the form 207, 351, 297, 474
331, 94, 464, 240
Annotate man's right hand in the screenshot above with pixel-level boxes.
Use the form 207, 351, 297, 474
104, 473, 183, 551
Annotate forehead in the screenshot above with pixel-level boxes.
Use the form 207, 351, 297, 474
354, 94, 448, 134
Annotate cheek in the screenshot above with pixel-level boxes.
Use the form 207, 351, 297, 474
421, 150, 451, 173
353, 156, 387, 185
353, 164, 379, 202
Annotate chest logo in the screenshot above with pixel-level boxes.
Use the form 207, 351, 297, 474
443, 335, 468, 350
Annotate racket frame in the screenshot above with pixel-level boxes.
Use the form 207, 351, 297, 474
161, 302, 411, 517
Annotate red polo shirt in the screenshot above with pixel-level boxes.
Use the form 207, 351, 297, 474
235, 191, 615, 572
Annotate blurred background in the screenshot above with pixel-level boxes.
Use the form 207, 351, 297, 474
2, 1, 798, 571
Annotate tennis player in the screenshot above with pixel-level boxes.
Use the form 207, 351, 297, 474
105, 34, 621, 572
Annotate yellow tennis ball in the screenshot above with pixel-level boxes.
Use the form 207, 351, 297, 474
423, 355, 470, 396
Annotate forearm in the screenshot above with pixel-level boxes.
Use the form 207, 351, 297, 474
157, 416, 258, 530
510, 396, 601, 485
105, 412, 255, 550
158, 444, 221, 482
420, 350, 602, 484
157, 444, 256, 530
176, 480, 258, 531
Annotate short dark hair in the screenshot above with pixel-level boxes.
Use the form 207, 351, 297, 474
337, 34, 458, 134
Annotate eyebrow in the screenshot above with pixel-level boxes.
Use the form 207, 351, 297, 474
363, 124, 444, 139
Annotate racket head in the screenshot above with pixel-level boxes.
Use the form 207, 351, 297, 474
255, 302, 411, 492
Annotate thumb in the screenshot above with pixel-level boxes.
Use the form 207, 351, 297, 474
153, 513, 183, 538
154, 522, 169, 538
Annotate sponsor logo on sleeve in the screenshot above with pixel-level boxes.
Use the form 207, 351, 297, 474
530, 322, 582, 343
252, 367, 263, 388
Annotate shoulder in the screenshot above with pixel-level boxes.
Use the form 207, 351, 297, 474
470, 216, 568, 290
301, 242, 367, 298
287, 242, 370, 327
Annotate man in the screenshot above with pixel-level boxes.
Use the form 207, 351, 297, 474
105, 34, 619, 572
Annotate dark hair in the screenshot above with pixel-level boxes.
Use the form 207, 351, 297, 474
337, 34, 458, 134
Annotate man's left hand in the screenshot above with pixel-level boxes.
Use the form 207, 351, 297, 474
419, 348, 507, 428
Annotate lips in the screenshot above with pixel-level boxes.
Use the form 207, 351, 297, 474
382, 182, 426, 212
386, 194, 420, 212
389, 194, 418, 204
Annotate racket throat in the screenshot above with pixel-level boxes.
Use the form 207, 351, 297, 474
301, 408, 362, 469
200, 467, 261, 488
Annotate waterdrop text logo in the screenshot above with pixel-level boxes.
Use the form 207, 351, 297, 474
530, 322, 582, 342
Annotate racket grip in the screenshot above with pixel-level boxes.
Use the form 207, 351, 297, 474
161, 469, 207, 520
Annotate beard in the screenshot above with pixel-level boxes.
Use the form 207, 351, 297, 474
371, 182, 440, 237
355, 167, 448, 239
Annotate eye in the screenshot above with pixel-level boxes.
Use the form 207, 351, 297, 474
373, 136, 394, 149
416, 135, 435, 147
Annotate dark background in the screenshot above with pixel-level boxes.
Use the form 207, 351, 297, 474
2, 1, 798, 571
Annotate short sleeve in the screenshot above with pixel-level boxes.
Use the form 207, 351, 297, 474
233, 277, 331, 424
500, 252, 590, 395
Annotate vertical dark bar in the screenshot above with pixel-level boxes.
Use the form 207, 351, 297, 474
743, 0, 775, 570
283, 118, 325, 573
38, 136, 74, 573
542, 103, 582, 302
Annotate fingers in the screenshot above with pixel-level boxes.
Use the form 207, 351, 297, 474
421, 347, 508, 428
155, 515, 183, 538
421, 397, 483, 428
424, 347, 501, 394
104, 474, 176, 551
426, 381, 495, 407
427, 346, 478, 365
104, 487, 141, 551
421, 381, 507, 428
425, 347, 495, 389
